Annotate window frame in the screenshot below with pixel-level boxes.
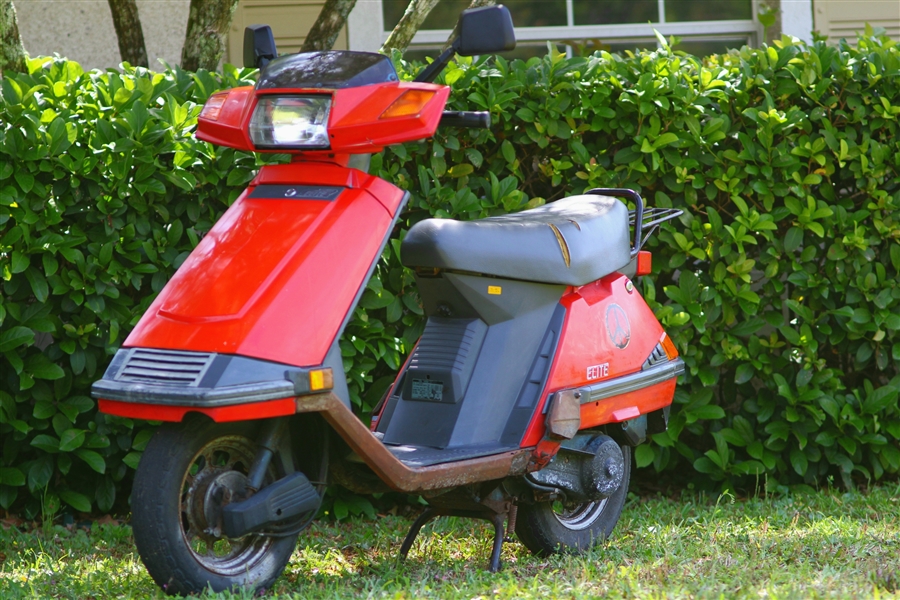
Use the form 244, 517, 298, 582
381, 0, 764, 54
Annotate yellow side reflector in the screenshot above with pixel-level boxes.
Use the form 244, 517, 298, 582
488, 286, 502, 295
660, 333, 678, 360
309, 368, 334, 391
380, 89, 436, 119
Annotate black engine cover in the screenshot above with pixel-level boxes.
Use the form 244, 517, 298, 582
528, 434, 625, 502
581, 435, 626, 499
222, 472, 320, 537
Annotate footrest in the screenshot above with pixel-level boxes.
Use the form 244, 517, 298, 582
386, 443, 519, 467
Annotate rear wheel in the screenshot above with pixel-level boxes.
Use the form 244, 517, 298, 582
131, 416, 299, 595
516, 445, 631, 556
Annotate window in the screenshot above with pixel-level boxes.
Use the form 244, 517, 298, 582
380, 0, 761, 58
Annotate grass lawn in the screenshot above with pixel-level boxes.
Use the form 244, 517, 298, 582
2, 485, 899, 599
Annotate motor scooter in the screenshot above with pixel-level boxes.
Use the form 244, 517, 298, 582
92, 5, 683, 594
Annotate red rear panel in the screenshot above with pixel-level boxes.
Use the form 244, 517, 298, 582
125, 161, 405, 367
521, 273, 671, 447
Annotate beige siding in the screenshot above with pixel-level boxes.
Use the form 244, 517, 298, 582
15, 0, 339, 71
227, 0, 348, 66
814, 0, 900, 40
15, 0, 189, 71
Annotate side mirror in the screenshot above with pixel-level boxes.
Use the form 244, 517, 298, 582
457, 5, 516, 56
243, 25, 278, 69
413, 4, 516, 83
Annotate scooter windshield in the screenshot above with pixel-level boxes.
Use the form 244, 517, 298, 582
257, 51, 399, 90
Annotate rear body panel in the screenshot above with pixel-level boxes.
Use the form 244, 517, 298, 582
520, 273, 675, 447
372, 270, 679, 465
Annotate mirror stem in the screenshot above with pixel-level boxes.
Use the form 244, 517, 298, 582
413, 40, 460, 83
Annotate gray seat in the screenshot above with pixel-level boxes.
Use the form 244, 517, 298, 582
401, 194, 632, 286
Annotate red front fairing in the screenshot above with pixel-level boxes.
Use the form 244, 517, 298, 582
124, 161, 405, 367
197, 82, 450, 154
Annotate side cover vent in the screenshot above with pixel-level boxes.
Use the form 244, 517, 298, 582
642, 343, 668, 370
402, 318, 487, 404
115, 348, 215, 387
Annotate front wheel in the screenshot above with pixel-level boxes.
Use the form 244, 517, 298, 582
131, 416, 299, 595
515, 445, 631, 556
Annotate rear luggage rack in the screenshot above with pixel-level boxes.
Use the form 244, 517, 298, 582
586, 188, 683, 253
629, 206, 683, 249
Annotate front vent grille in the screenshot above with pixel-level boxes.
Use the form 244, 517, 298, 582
115, 348, 214, 387
642, 343, 668, 370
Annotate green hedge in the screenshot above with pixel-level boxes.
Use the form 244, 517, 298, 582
378, 34, 900, 491
0, 58, 271, 517
2, 30, 900, 515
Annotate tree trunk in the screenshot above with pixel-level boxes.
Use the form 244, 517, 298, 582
380, 0, 441, 54
443, 0, 495, 51
181, 0, 240, 72
302, 0, 357, 52
0, 0, 26, 76
107, 0, 148, 67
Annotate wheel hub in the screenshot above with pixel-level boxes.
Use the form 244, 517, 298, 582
192, 470, 252, 538
178, 436, 275, 574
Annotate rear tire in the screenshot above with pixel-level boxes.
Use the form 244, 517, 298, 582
131, 416, 298, 595
516, 445, 631, 556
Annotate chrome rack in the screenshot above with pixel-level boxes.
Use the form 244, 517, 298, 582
585, 188, 683, 253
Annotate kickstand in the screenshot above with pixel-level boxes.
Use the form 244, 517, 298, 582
398, 507, 508, 572
398, 507, 439, 560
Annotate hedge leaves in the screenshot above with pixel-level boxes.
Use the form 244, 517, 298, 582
2, 29, 900, 515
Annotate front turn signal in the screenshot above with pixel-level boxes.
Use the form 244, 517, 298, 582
199, 91, 229, 121
379, 89, 436, 119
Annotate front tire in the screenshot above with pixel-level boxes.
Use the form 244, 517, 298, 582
516, 445, 631, 556
131, 416, 298, 595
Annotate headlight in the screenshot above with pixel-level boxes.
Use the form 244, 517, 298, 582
248, 96, 331, 149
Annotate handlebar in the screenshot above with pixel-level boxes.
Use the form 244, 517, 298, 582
439, 111, 491, 129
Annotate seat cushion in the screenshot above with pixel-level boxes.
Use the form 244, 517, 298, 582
401, 194, 632, 286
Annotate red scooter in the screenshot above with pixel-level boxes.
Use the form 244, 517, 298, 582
92, 5, 683, 595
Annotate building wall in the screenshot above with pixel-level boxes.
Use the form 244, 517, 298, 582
226, 0, 346, 66
14, 0, 897, 73
14, 0, 342, 71
16, 0, 190, 70
814, 0, 900, 40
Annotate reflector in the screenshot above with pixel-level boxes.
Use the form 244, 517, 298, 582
660, 333, 679, 360
636, 250, 652, 276
309, 368, 334, 391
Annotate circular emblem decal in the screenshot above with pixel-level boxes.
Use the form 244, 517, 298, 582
606, 304, 631, 349
284, 188, 298, 197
